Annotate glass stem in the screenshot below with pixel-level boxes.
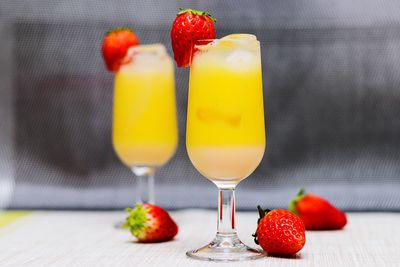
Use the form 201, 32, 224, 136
132, 166, 155, 204
217, 188, 237, 236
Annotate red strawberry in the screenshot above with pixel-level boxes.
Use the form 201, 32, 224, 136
253, 207, 306, 256
170, 8, 216, 67
289, 188, 347, 230
123, 204, 178, 243
101, 27, 140, 72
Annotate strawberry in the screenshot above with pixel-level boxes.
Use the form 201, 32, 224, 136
101, 27, 140, 72
289, 188, 347, 230
253, 207, 306, 256
170, 8, 216, 67
123, 204, 178, 243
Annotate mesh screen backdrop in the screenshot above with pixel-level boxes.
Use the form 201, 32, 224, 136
0, 0, 400, 210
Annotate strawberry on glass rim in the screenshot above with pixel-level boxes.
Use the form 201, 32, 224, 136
101, 27, 140, 72
170, 8, 216, 67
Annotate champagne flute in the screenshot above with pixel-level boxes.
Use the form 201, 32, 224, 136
186, 34, 266, 261
113, 44, 178, 205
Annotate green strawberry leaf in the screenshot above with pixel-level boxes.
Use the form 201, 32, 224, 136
288, 188, 306, 214
123, 204, 148, 238
177, 8, 217, 22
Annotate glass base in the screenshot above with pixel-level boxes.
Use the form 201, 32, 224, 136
186, 234, 265, 261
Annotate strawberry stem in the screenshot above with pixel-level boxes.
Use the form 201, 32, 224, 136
288, 188, 306, 214
252, 232, 259, 245
298, 188, 305, 197
105, 27, 134, 36
177, 8, 217, 22
257, 205, 265, 219
254, 206, 270, 245
256, 205, 271, 224
123, 204, 148, 238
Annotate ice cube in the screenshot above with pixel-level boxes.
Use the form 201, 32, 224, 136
120, 44, 171, 71
225, 50, 256, 68
126, 43, 167, 58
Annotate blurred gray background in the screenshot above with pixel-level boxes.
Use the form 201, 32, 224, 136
0, 0, 399, 210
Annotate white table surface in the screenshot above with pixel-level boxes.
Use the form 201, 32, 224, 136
0, 210, 399, 267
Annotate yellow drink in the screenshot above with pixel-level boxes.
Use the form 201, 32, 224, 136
113, 44, 178, 167
187, 35, 265, 184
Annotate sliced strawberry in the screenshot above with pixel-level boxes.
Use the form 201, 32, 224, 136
101, 27, 140, 72
170, 8, 216, 67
